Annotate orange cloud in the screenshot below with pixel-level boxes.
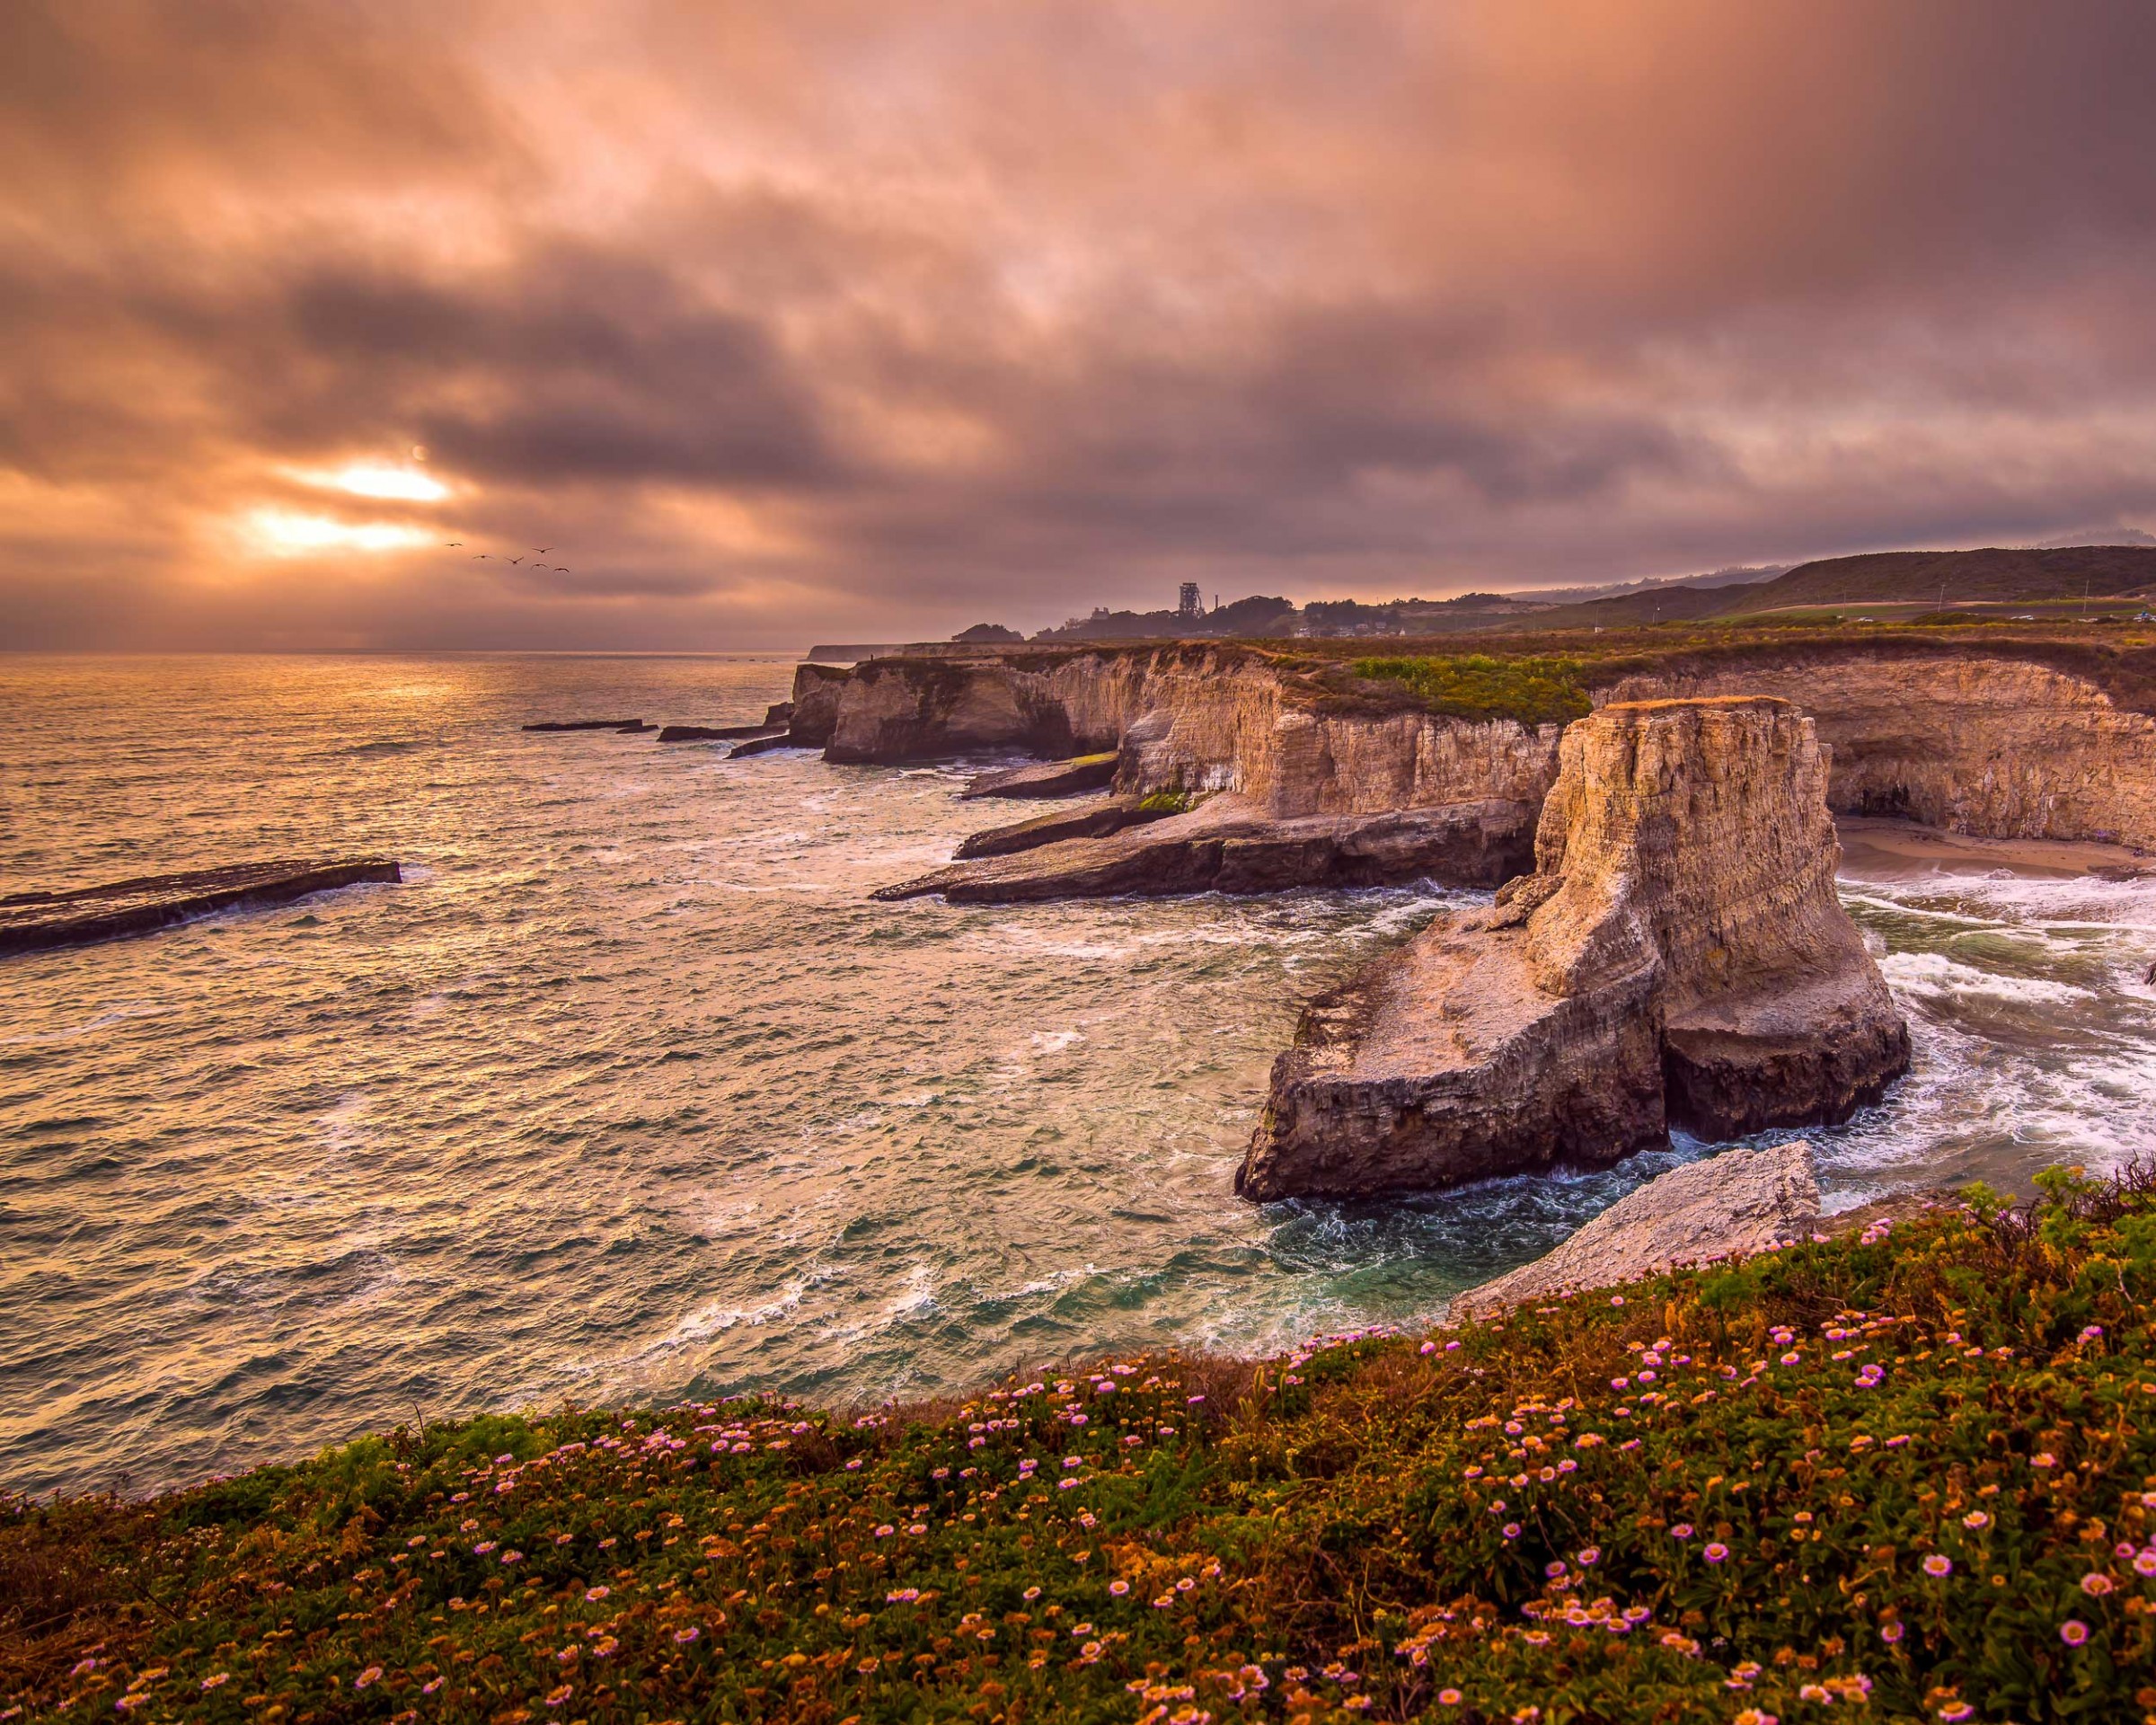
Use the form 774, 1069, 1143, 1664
3, 0, 2154, 648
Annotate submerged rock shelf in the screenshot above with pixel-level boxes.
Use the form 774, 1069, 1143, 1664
0, 857, 402, 955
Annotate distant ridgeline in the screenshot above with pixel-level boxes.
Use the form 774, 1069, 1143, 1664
935, 545, 2156, 647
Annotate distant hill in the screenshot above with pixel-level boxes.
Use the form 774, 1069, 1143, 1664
1492, 584, 1738, 631
2030, 528, 2156, 550
1721, 546, 2156, 613
1506, 564, 1788, 607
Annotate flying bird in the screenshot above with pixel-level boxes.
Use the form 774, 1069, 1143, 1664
508, 556, 526, 565
473, 553, 490, 560
533, 546, 553, 553
444, 541, 463, 547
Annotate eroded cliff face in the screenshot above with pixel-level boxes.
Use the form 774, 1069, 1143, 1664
805, 648, 1562, 818
794, 637, 2156, 857
1599, 654, 2156, 849
1234, 698, 1910, 1201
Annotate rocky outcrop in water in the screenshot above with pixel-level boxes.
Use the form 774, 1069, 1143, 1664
782, 663, 853, 748
658, 723, 788, 744
874, 796, 1534, 903
961, 754, 1121, 800
953, 797, 1171, 860
1, 859, 402, 956
1446, 1141, 1821, 1320
1235, 698, 1910, 1200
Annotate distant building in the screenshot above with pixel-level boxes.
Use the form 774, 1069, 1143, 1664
1178, 582, 1202, 619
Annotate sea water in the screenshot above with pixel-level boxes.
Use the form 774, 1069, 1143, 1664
2, 653, 2152, 1497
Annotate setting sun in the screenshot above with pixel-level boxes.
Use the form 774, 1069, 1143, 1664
243, 508, 432, 555
290, 463, 452, 503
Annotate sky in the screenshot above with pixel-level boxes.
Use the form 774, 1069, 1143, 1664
5, 0, 2156, 651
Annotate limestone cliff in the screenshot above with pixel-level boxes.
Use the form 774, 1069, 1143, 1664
788, 638, 2156, 855
799, 646, 1561, 818
1235, 698, 1910, 1201
1598, 650, 2156, 850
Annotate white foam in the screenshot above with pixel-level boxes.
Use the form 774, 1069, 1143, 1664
1878, 951, 2096, 1006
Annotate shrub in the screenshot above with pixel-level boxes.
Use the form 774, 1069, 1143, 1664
13, 1171, 2156, 1721
1354, 655, 1592, 727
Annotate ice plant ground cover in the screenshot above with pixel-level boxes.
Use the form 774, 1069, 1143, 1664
10, 1169, 2156, 1721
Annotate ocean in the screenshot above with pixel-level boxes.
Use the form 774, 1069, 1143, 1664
3, 652, 2153, 1499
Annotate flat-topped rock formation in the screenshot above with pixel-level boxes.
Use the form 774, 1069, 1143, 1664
960, 753, 1120, 800
952, 796, 1171, 860
1, 859, 402, 957
657, 722, 789, 744
522, 719, 653, 732
1236, 698, 1910, 1200
1447, 1142, 1821, 1320
873, 795, 1534, 903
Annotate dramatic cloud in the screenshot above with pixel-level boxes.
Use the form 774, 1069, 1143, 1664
4, 0, 2155, 648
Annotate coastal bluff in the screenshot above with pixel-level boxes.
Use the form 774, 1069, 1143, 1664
1236, 698, 1910, 1200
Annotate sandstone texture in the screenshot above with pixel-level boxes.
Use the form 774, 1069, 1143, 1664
1, 859, 402, 956
1446, 1141, 1821, 1321
873, 797, 1534, 903
787, 639, 2156, 857
960, 753, 1119, 800
1235, 698, 1910, 1200
952, 797, 1171, 860
1602, 650, 2156, 850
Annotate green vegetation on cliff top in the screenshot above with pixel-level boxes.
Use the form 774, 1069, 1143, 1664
12, 1168, 2156, 1723
1353, 655, 1593, 728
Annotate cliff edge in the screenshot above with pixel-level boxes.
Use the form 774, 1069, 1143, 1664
1236, 697, 1910, 1199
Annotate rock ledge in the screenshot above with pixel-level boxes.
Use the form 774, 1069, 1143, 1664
1447, 1141, 1821, 1321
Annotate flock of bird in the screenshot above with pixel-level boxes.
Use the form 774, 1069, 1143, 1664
443, 542, 573, 571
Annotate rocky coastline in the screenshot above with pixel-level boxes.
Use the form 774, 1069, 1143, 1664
1235, 698, 1909, 1199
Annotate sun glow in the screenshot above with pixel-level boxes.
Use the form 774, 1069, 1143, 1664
290, 463, 452, 502
243, 509, 432, 556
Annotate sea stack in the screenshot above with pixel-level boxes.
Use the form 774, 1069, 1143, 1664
1235, 696, 1910, 1200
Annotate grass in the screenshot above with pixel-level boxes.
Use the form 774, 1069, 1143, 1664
1351, 657, 1592, 728
12, 1165, 2156, 1721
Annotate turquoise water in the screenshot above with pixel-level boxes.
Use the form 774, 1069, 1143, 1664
2, 653, 2152, 1499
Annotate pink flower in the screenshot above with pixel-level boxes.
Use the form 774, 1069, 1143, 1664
2081, 1572, 2115, 1597
2061, 1619, 2090, 1646
1671, 1524, 1694, 1539
1577, 1546, 1601, 1566
1880, 1623, 1904, 1645
1922, 1554, 1952, 1577
585, 1585, 610, 1602
1109, 1580, 1130, 1596
1704, 1543, 1729, 1563
1438, 1690, 1462, 1706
